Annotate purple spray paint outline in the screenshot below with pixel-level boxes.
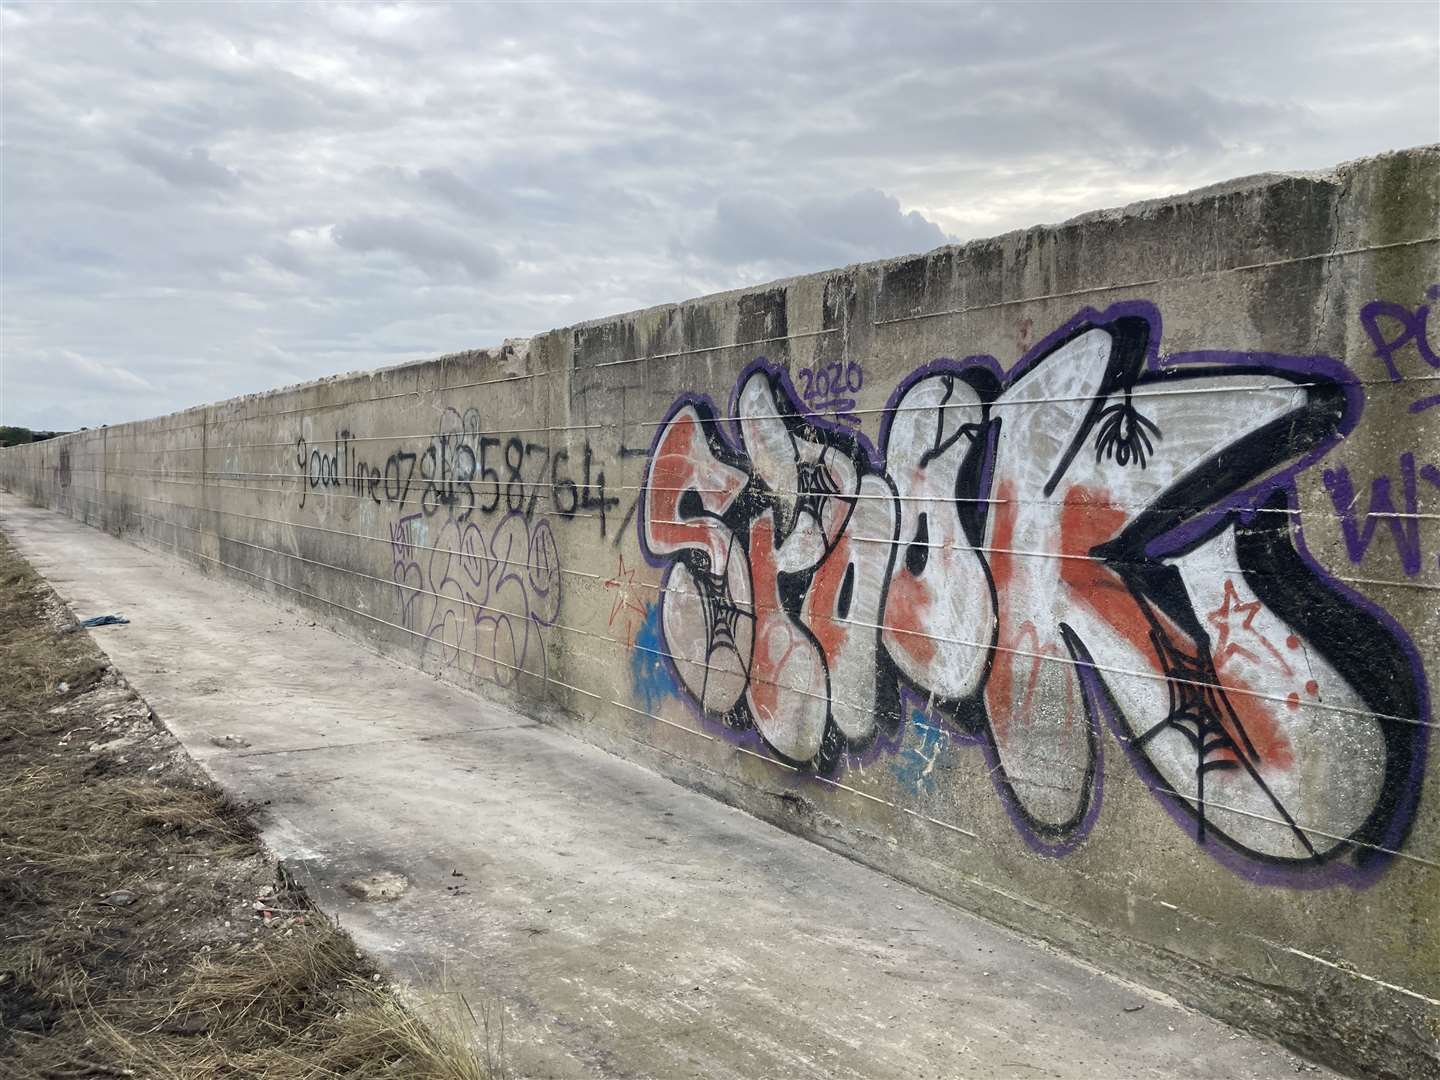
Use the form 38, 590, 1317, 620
633, 303, 1430, 881
875, 352, 1111, 854
634, 383, 796, 768
979, 299, 1427, 883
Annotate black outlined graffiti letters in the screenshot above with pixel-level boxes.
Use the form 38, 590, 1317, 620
637, 301, 1428, 882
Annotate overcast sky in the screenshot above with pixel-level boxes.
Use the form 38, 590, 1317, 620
2, 1, 1437, 431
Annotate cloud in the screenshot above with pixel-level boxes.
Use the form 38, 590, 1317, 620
331, 215, 503, 280
688, 189, 950, 274
414, 167, 507, 219
1, 1, 1435, 430
54, 350, 156, 392
122, 141, 241, 189
1059, 71, 1308, 155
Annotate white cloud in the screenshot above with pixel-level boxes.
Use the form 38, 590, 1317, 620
685, 189, 950, 276
55, 350, 155, 392
122, 141, 243, 189
332, 215, 503, 280
1, 0, 1435, 429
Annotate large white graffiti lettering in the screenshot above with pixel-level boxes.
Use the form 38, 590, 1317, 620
638, 302, 1428, 881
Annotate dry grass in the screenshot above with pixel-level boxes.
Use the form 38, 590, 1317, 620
0, 532, 498, 1079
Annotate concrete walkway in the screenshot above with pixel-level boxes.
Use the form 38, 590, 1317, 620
1, 501, 1324, 1080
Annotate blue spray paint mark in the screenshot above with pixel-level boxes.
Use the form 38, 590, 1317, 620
891, 707, 951, 795
631, 601, 680, 711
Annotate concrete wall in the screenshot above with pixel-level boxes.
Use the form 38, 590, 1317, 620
5, 147, 1437, 1077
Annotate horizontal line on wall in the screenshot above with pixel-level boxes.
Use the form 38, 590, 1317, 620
31, 474, 1439, 593
13, 472, 1440, 614
871, 235, 1440, 328
48, 373, 1440, 458
59, 462, 1440, 528
586, 326, 839, 369
39, 485, 1440, 737
6, 490, 1440, 900
1153, 783, 1440, 870
36, 482, 1431, 1005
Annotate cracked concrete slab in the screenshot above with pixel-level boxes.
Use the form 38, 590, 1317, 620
0, 502, 1327, 1079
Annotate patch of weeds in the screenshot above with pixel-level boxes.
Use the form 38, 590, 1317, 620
0, 533, 499, 1079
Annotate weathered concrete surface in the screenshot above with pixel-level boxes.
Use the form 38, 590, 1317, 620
0, 501, 1325, 1079
2, 148, 1437, 1077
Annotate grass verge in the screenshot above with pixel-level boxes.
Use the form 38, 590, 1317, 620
0, 531, 498, 1079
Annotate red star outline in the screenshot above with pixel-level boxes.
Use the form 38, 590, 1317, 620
603, 552, 648, 645
1205, 578, 1292, 676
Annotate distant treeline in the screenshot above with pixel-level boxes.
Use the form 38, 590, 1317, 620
0, 426, 71, 448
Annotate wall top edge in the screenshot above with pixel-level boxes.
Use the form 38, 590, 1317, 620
564, 142, 1439, 334
2, 144, 1434, 450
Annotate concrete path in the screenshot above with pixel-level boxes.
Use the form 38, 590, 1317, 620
1, 501, 1325, 1080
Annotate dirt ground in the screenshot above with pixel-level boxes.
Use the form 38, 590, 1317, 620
0, 532, 498, 1079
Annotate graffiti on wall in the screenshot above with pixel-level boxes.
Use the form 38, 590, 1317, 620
1327, 287, 1440, 576
637, 301, 1428, 881
388, 508, 561, 686
294, 405, 622, 536
794, 358, 865, 425
1360, 285, 1439, 400
292, 405, 567, 684
1323, 452, 1440, 577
